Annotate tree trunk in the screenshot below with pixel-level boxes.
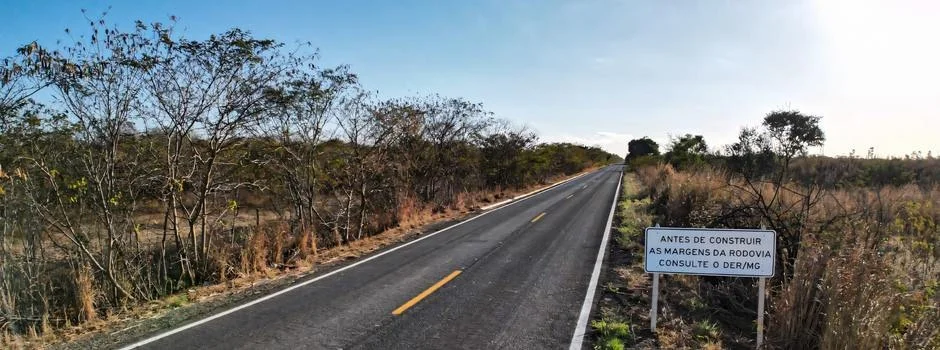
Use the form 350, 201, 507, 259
357, 181, 367, 241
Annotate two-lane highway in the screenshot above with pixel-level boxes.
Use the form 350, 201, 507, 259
122, 165, 623, 349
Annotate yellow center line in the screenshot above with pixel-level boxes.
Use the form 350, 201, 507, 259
565, 194, 574, 199
531, 212, 547, 222
392, 270, 462, 315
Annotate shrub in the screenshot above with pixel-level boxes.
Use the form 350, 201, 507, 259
600, 337, 624, 350
591, 319, 633, 349
692, 320, 721, 342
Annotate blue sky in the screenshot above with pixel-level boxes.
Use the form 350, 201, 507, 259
2, 0, 937, 157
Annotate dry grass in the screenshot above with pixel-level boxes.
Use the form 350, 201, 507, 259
633, 163, 940, 349
0, 168, 598, 348
73, 265, 96, 324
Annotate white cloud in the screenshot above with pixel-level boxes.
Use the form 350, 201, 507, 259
544, 131, 633, 156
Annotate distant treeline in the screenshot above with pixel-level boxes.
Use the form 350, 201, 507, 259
789, 156, 940, 189
0, 15, 619, 335
624, 134, 939, 189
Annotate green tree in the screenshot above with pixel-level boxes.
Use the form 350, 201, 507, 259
626, 137, 660, 167
664, 134, 707, 170
480, 122, 537, 189
763, 110, 825, 160
725, 109, 826, 281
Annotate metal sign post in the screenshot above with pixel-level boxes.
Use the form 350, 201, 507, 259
757, 276, 766, 348
650, 224, 660, 332
650, 272, 659, 331
756, 223, 767, 349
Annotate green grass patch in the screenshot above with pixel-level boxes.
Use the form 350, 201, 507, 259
693, 320, 721, 342
592, 319, 633, 349
601, 337, 624, 350
614, 175, 651, 249
166, 294, 189, 308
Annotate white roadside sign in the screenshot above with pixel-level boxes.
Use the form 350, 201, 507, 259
644, 227, 776, 277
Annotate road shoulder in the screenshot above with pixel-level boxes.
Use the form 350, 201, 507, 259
588, 173, 659, 349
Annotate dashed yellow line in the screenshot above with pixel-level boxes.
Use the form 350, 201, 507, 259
531, 212, 547, 222
392, 270, 462, 315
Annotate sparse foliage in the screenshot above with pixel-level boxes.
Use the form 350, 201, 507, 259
0, 14, 620, 342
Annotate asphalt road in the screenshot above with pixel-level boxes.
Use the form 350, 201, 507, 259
123, 165, 623, 350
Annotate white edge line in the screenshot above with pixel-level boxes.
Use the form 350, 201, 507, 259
569, 169, 623, 350
479, 171, 591, 211
118, 167, 601, 350
479, 198, 512, 211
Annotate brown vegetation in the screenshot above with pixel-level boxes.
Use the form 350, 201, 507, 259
597, 109, 937, 349
635, 164, 939, 349
594, 161, 939, 349
0, 14, 620, 347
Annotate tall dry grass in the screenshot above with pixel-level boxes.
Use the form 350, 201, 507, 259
635, 163, 940, 349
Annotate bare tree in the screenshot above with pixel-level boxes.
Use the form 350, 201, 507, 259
413, 96, 491, 205
17, 14, 155, 306
263, 63, 358, 254
139, 24, 288, 284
